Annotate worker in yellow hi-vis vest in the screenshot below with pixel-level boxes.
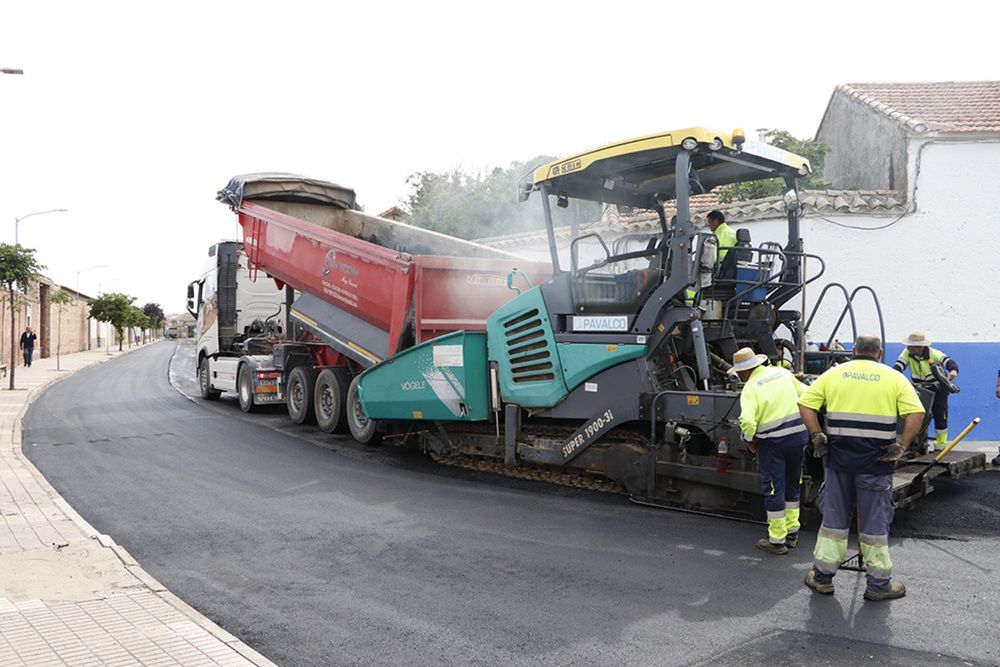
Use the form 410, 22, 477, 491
798, 334, 924, 602
731, 348, 808, 555
893, 332, 958, 452
706, 210, 737, 261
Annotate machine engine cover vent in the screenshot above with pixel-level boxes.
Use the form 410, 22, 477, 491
502, 309, 556, 383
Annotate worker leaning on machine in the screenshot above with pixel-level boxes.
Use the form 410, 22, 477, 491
893, 332, 958, 452
730, 348, 809, 555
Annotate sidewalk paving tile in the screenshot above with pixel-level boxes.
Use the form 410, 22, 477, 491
0, 344, 277, 666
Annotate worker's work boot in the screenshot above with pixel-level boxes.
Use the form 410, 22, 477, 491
935, 431, 948, 451
785, 532, 798, 548
805, 569, 835, 595
864, 581, 906, 601
757, 538, 788, 555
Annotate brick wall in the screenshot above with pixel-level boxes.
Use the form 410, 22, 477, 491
0, 280, 38, 370
0, 275, 97, 368
42, 283, 94, 358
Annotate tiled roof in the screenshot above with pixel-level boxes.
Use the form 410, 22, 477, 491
378, 206, 407, 221
478, 190, 907, 248
837, 81, 1000, 134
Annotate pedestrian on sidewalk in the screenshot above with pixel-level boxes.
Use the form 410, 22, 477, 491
19, 326, 37, 367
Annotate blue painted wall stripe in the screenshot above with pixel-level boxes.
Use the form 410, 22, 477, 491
884, 342, 999, 440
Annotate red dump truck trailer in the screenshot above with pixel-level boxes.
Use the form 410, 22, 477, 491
192, 174, 551, 435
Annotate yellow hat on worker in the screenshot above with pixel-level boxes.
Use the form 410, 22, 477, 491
729, 347, 767, 374
902, 332, 931, 347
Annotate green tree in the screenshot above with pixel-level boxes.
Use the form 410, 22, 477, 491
716, 129, 831, 203
0, 243, 45, 389
142, 302, 165, 338
127, 308, 152, 346
89, 292, 135, 352
48, 289, 74, 371
402, 158, 600, 240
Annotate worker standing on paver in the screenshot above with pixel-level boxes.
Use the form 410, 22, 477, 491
798, 334, 924, 601
731, 348, 809, 555
893, 332, 958, 452
706, 210, 737, 261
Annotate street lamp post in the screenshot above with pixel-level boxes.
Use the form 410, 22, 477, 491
15, 208, 68, 246
76, 265, 107, 299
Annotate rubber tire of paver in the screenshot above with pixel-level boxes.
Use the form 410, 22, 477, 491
199, 357, 221, 400
287, 365, 318, 425
238, 363, 257, 413
347, 375, 381, 445
314, 367, 351, 434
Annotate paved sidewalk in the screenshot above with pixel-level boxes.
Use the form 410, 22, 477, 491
0, 342, 277, 667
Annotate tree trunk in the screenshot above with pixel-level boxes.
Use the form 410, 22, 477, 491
9, 291, 16, 390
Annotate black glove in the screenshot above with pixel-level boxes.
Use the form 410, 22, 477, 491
811, 432, 828, 458
878, 441, 907, 462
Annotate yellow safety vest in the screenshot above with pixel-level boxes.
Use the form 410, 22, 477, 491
714, 222, 738, 261
894, 347, 950, 382
798, 357, 923, 473
739, 365, 808, 442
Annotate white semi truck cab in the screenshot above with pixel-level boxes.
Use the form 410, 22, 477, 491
187, 241, 287, 402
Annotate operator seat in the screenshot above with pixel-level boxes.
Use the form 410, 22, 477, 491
733, 228, 753, 262
714, 227, 751, 283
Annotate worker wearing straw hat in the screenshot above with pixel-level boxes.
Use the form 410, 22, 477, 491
730, 347, 809, 555
893, 332, 958, 452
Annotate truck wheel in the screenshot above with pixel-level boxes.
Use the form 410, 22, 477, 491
347, 375, 380, 445
314, 367, 351, 433
287, 365, 318, 424
199, 358, 221, 400
238, 364, 257, 413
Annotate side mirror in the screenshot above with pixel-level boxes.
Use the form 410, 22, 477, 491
186, 282, 200, 318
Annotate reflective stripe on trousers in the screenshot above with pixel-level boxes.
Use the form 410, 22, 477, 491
758, 440, 805, 542
812, 469, 895, 587
767, 503, 801, 543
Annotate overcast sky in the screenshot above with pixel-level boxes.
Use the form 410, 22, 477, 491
2, 1, 996, 314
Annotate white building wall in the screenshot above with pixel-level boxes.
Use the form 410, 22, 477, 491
689, 141, 1000, 348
